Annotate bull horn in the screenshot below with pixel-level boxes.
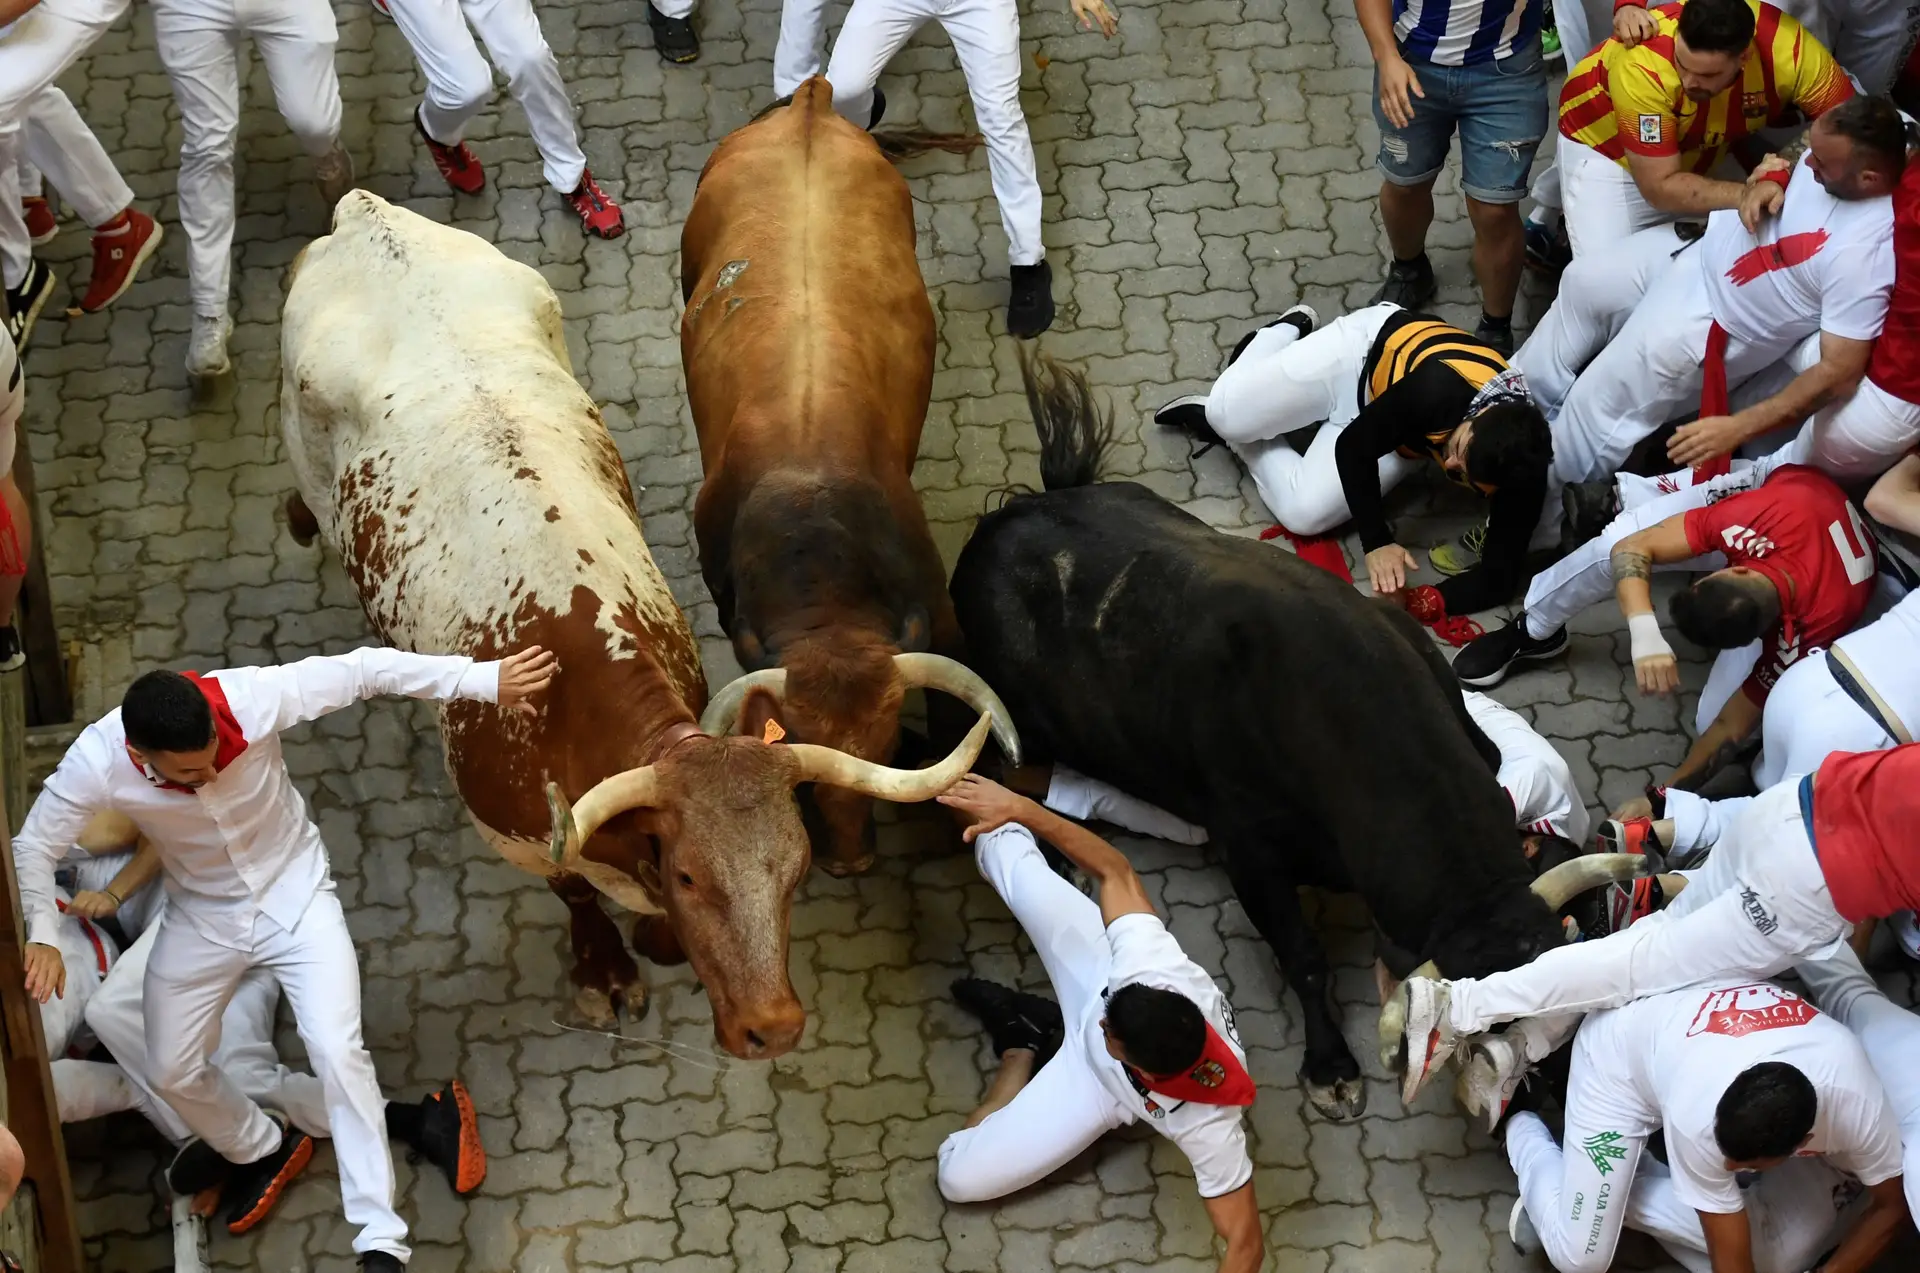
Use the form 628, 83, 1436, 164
699, 668, 787, 736
547, 767, 665, 865
1530, 852, 1649, 911
892, 653, 1023, 765
788, 713, 991, 803
1377, 959, 1440, 1073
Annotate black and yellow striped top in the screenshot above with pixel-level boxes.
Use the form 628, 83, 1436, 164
1362, 316, 1509, 465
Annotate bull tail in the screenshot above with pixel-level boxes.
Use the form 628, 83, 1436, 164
1018, 347, 1113, 492
872, 129, 985, 160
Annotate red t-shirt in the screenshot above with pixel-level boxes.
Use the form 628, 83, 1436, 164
1867, 162, 1920, 404
1682, 466, 1877, 705
1814, 745, 1920, 923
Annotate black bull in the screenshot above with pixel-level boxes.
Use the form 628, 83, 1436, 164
950, 354, 1635, 1120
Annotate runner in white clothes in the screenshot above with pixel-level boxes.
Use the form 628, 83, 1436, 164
11, 645, 556, 1273
1395, 744, 1920, 1104
1031, 687, 1588, 849
1544, 98, 1904, 496
148, 0, 353, 379
816, 0, 1117, 339
371, 0, 623, 242
1500, 978, 1907, 1273
1797, 948, 1920, 1218
933, 775, 1263, 1273
0, 0, 163, 347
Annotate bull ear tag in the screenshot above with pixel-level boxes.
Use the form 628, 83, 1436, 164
762, 718, 786, 744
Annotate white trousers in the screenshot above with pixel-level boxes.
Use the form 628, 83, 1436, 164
73, 918, 329, 1144
773, 0, 830, 95
18, 86, 131, 226
383, 0, 586, 192
1204, 303, 1422, 536
38, 905, 115, 1059
825, 0, 1043, 265
655, 0, 695, 17
1752, 653, 1894, 791
0, 10, 123, 288
143, 892, 403, 1260
1664, 788, 1757, 856
1558, 134, 1670, 258
1450, 780, 1848, 1035
1044, 766, 1209, 845
1512, 224, 1685, 421
151, 0, 341, 318
935, 825, 1129, 1202
1798, 948, 1920, 1218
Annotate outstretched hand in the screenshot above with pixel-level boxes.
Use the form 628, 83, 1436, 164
937, 774, 1038, 843
1069, 0, 1118, 37
497, 646, 559, 716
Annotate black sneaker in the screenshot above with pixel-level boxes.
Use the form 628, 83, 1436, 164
0, 623, 22, 673
4, 259, 56, 351
1525, 219, 1572, 275
1371, 253, 1436, 310
1451, 618, 1568, 687
1225, 303, 1318, 368
166, 1135, 232, 1196
361, 1254, 405, 1273
1474, 317, 1514, 357
951, 978, 1064, 1065
1154, 394, 1224, 454
219, 1112, 315, 1235
1007, 261, 1055, 339
409, 1080, 487, 1195
868, 87, 887, 130
1560, 478, 1620, 553
648, 2, 699, 62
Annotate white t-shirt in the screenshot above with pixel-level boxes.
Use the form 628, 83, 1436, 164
1586, 980, 1903, 1215
1463, 691, 1589, 845
1701, 153, 1895, 352
1083, 914, 1254, 1199
1831, 589, 1920, 741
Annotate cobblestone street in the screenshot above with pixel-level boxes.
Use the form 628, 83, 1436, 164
17, 0, 1920, 1268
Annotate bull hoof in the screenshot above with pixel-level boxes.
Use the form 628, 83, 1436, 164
575, 986, 618, 1029
817, 852, 876, 878
1306, 1077, 1368, 1121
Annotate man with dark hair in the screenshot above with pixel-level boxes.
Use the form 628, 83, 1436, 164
1554, 0, 1853, 254
1495, 979, 1906, 1273
934, 774, 1264, 1273
1155, 303, 1553, 616
1454, 464, 1876, 793
12, 644, 556, 1273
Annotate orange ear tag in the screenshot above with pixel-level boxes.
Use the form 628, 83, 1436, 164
762, 718, 787, 744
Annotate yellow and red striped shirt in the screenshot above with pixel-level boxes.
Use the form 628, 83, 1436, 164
1558, 0, 1854, 175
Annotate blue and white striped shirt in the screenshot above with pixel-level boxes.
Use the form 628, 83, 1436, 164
1392, 0, 1543, 67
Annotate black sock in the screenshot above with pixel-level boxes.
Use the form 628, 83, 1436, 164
384, 1099, 424, 1147
1479, 311, 1512, 331
1394, 251, 1432, 271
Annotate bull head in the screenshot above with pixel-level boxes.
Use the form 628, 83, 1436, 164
1374, 852, 1650, 1073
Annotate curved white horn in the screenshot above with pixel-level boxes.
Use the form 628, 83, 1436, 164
547, 767, 664, 866
788, 713, 991, 803
699, 668, 788, 736
893, 652, 1024, 765
1530, 852, 1649, 911
1377, 959, 1440, 1073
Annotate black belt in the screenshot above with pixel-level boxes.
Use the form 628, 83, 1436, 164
1826, 650, 1899, 742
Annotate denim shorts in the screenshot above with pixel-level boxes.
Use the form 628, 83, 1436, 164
1372, 39, 1548, 203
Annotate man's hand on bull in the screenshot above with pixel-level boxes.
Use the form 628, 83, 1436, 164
1069, 0, 1118, 37
23, 943, 65, 1004
938, 774, 1037, 843
1365, 544, 1420, 597
496, 646, 560, 715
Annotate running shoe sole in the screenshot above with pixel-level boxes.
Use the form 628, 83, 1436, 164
444, 1079, 487, 1194
225, 1132, 314, 1235
1455, 629, 1568, 688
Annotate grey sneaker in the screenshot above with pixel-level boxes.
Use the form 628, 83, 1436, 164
1508, 1196, 1542, 1255
186, 313, 233, 379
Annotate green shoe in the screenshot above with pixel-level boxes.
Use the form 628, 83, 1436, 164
1542, 24, 1562, 60
1431, 520, 1488, 576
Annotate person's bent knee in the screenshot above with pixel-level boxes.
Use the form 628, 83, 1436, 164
935, 1136, 1011, 1204
429, 62, 495, 117
1538, 1228, 1617, 1273
288, 102, 343, 154
492, 40, 561, 89
153, 1051, 215, 1100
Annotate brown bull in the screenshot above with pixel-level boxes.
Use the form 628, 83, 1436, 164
680, 78, 1020, 874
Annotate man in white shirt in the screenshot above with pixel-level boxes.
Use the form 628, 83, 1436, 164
13, 645, 554, 1273
1796, 950, 1920, 1219
934, 774, 1263, 1273
1503, 979, 1909, 1273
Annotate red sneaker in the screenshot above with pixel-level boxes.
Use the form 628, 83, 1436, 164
370, 0, 390, 13
566, 170, 624, 239
416, 112, 485, 194
78, 209, 163, 313
23, 196, 56, 245
1596, 815, 1664, 869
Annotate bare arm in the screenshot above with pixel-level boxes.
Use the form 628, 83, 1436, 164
1669, 332, 1873, 469
1626, 151, 1747, 217
1699, 1207, 1758, 1273
939, 775, 1156, 925
1355, 0, 1424, 129
1611, 515, 1697, 696
1814, 1177, 1909, 1273
0, 0, 44, 23
69, 840, 161, 919
1203, 1183, 1264, 1273
1668, 687, 1764, 791
1865, 453, 1920, 536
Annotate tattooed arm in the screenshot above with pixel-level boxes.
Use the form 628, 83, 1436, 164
1610, 514, 1697, 697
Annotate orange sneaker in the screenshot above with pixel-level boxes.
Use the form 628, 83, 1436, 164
220, 1113, 315, 1235
78, 209, 163, 313
414, 1079, 487, 1194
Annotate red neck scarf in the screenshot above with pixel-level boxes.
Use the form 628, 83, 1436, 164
125, 672, 250, 793
1135, 1024, 1256, 1108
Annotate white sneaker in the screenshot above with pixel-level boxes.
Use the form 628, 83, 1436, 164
1508, 1196, 1542, 1255
1457, 1032, 1529, 1134
186, 313, 232, 378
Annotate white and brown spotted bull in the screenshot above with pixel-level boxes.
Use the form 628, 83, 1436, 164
681, 79, 1020, 876
278, 191, 991, 1058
